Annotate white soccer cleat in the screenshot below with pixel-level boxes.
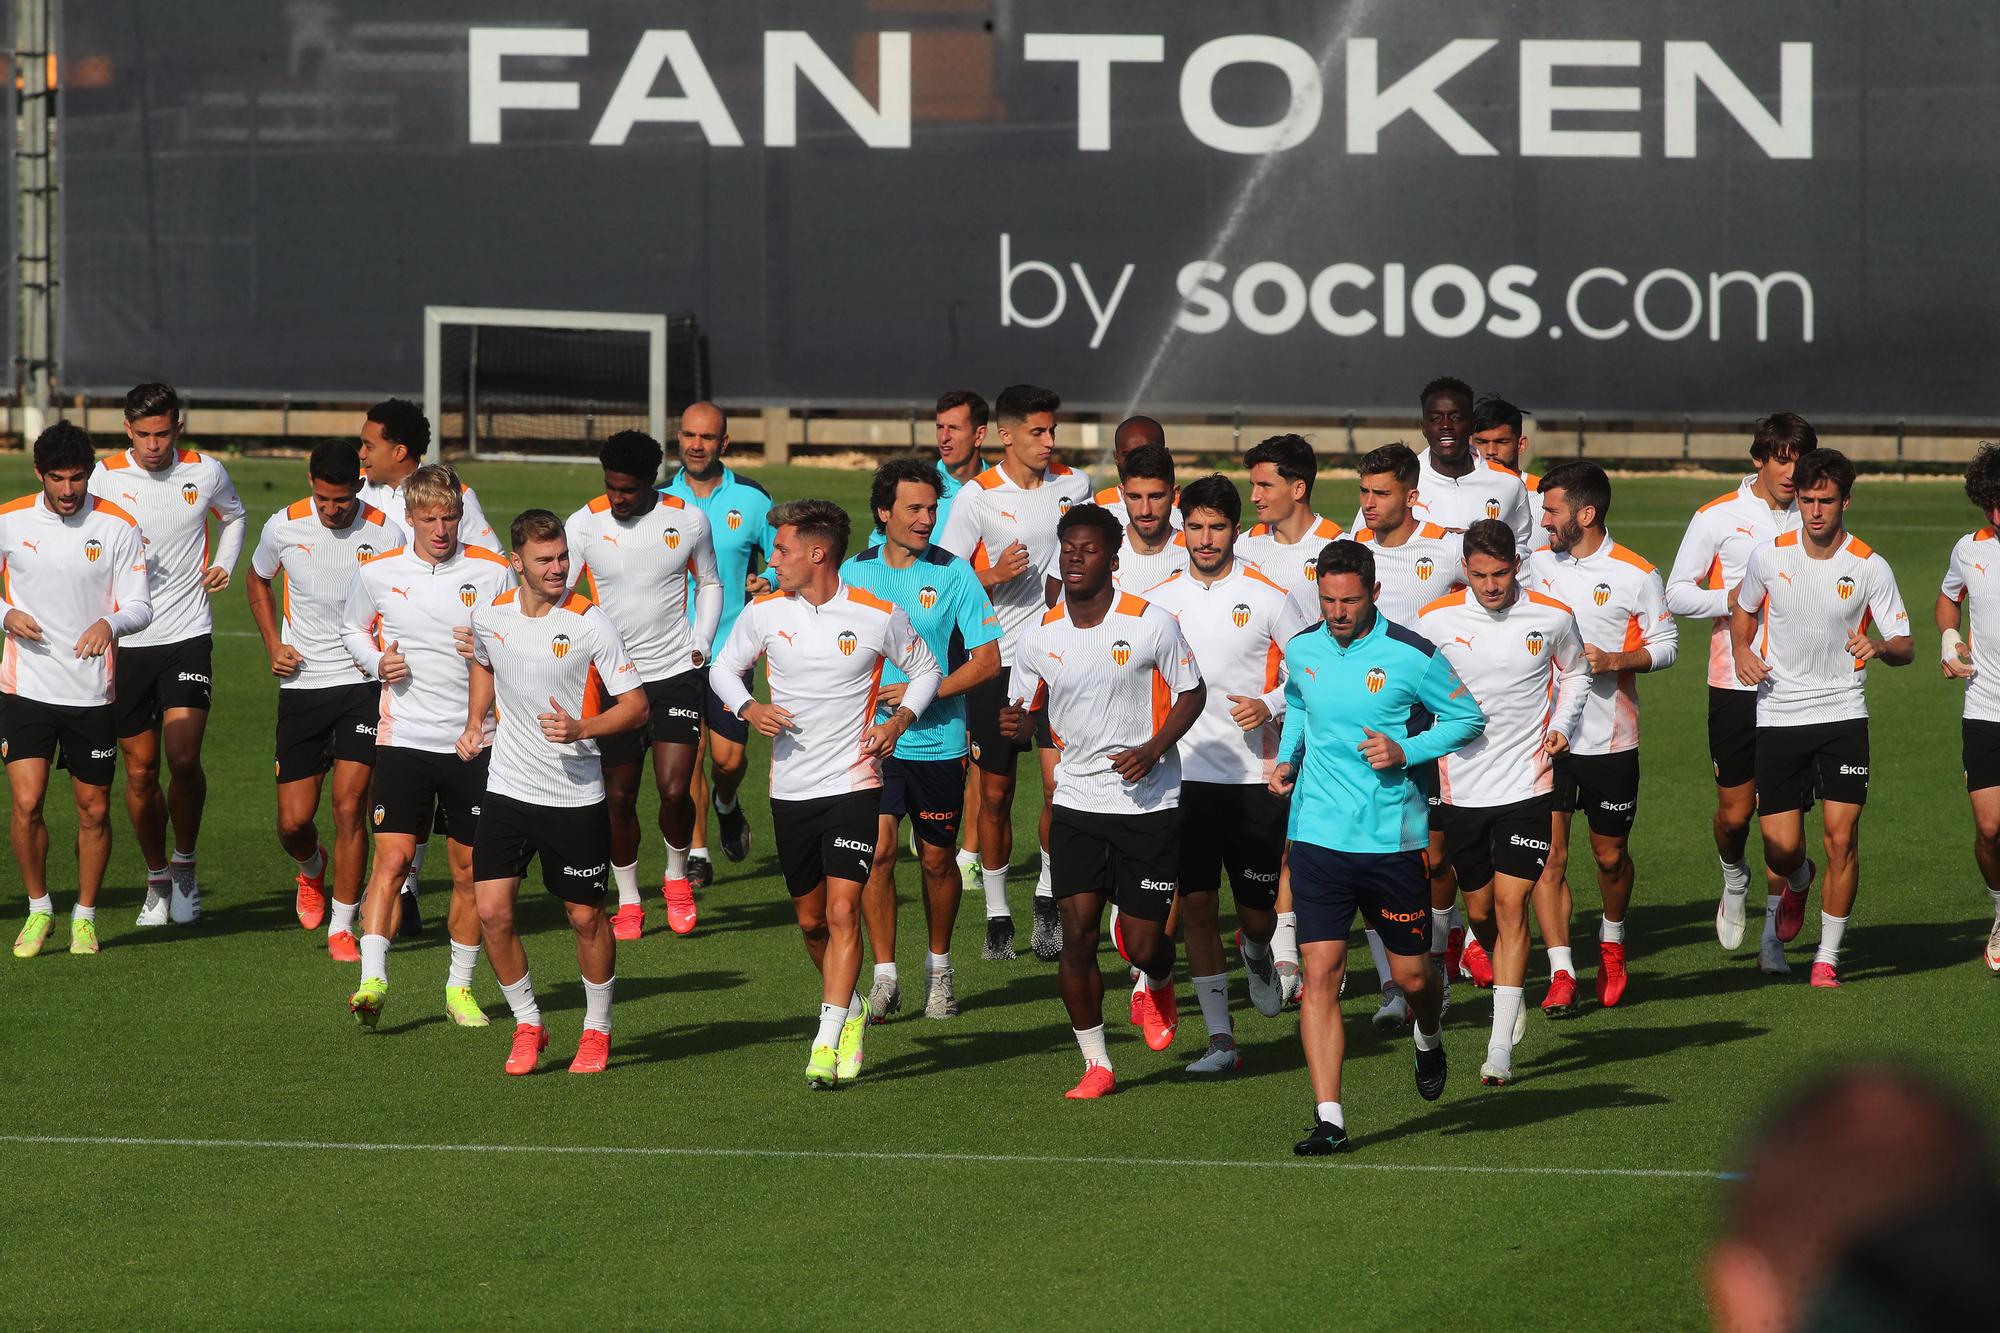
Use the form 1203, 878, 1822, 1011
1985, 917, 2000, 974
1758, 937, 1791, 976
1716, 891, 1747, 951
1276, 961, 1302, 1007
135, 886, 169, 928
1370, 984, 1410, 1032
1239, 933, 1283, 1019
1479, 1051, 1513, 1086
169, 882, 201, 924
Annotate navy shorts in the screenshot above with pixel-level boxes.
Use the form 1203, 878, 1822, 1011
701, 668, 754, 746
882, 756, 966, 848
1287, 842, 1430, 955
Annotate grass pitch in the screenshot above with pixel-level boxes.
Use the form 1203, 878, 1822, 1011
3, 455, 1994, 1330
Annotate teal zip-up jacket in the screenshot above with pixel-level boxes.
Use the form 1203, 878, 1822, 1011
1278, 611, 1485, 854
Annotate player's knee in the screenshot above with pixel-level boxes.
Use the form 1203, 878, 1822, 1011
1303, 954, 1342, 988
658, 771, 692, 809
475, 897, 514, 934
278, 812, 315, 844
1823, 826, 1859, 862
165, 750, 205, 783
330, 792, 365, 829
74, 789, 111, 828
11, 790, 44, 824
124, 758, 161, 790
1592, 846, 1627, 877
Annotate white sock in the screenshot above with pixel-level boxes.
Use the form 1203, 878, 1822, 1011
816, 1002, 846, 1048
146, 867, 169, 887
447, 940, 480, 990
845, 989, 865, 1021
874, 961, 898, 985
295, 846, 326, 879
1239, 932, 1269, 961
1549, 945, 1575, 978
1815, 912, 1848, 968
1035, 850, 1052, 898
1430, 907, 1453, 953
1721, 857, 1750, 893
1074, 1023, 1111, 1070
1412, 1021, 1439, 1052
1193, 973, 1231, 1037
404, 841, 426, 893
611, 862, 640, 909
171, 849, 196, 866
329, 898, 358, 936
982, 865, 1011, 919
926, 950, 951, 973
1365, 930, 1394, 988
1762, 893, 1783, 944
1989, 887, 2000, 916
1315, 1099, 1344, 1129
1490, 985, 1525, 1057
1599, 915, 1626, 945
1273, 911, 1300, 966
956, 848, 979, 873
713, 792, 739, 815
583, 976, 615, 1034
72, 903, 95, 922
1142, 967, 1173, 992
689, 846, 711, 864
664, 841, 689, 880
360, 933, 390, 984
1787, 861, 1812, 892
26, 893, 51, 916
500, 972, 541, 1026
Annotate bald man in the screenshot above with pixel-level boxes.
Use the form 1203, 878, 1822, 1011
665, 403, 775, 910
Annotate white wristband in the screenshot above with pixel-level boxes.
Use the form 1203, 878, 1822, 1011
1942, 627, 1967, 662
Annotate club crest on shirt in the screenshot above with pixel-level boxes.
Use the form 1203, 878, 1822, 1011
1415, 556, 1436, 581
1110, 639, 1133, 666
1366, 666, 1387, 693
357, 543, 376, 559
1484, 498, 1500, 520
918, 585, 939, 611
1592, 581, 1612, 607
551, 633, 571, 659
181, 482, 200, 506
83, 538, 103, 562
1525, 630, 1545, 656
1836, 575, 1856, 600
837, 629, 858, 656
458, 583, 478, 607
372, 804, 385, 826
1302, 558, 1317, 582
1057, 498, 1074, 515
726, 509, 744, 531
1232, 603, 1251, 628
663, 527, 681, 550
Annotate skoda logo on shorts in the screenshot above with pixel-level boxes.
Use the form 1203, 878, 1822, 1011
663, 527, 681, 550
725, 508, 744, 531
1415, 556, 1436, 581
918, 585, 939, 611
1484, 498, 1500, 519
836, 630, 858, 656
1525, 629, 1545, 657
1592, 581, 1612, 607
458, 582, 478, 607
1365, 666, 1387, 693
1110, 639, 1133, 666
551, 633, 571, 659
372, 804, 385, 826
181, 482, 200, 506
83, 538, 103, 563
1836, 575, 1856, 600
1231, 603, 1251, 628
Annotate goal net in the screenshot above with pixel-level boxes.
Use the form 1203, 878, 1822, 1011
423, 306, 668, 463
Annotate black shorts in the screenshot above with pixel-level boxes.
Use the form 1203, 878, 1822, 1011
601, 671, 704, 767
0, 696, 117, 787
1709, 687, 1758, 789
112, 634, 213, 736
472, 791, 611, 903
965, 671, 1031, 776
1436, 796, 1554, 891
1048, 805, 1180, 923
1757, 720, 1869, 814
1178, 781, 1285, 910
773, 789, 880, 896
1552, 750, 1641, 838
1967, 718, 2000, 794
370, 745, 489, 844
882, 756, 966, 848
701, 668, 754, 746
274, 683, 379, 784
1288, 842, 1430, 955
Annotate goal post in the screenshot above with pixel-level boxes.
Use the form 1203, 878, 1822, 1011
421, 306, 669, 464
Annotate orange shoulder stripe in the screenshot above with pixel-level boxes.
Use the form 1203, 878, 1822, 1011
99, 453, 133, 471
974, 470, 1009, 491
560, 592, 593, 615
1696, 489, 1740, 514
587, 494, 612, 513
1774, 531, 1801, 548
360, 545, 405, 565
1114, 591, 1149, 617
462, 546, 510, 565
1094, 485, 1119, 505
1417, 522, 1451, 539
1524, 589, 1574, 614
1606, 543, 1657, 575
286, 498, 313, 520
0, 493, 39, 516
91, 498, 138, 527
1241, 565, 1288, 595
845, 586, 896, 614
493, 588, 518, 605
751, 589, 789, 605
1040, 604, 1067, 625
1419, 588, 1469, 617
1845, 534, 1874, 559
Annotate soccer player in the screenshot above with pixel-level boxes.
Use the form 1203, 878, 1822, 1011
843, 458, 1001, 1020
338, 464, 515, 1027
89, 383, 247, 928
565, 430, 721, 939
1524, 461, 1678, 1011
1091, 416, 1180, 531
710, 499, 941, 1088
1421, 521, 1588, 1084
1730, 449, 1912, 986
1144, 476, 1305, 1071
1469, 396, 1544, 543
1939, 444, 2000, 972
1665, 414, 1814, 947
1274, 540, 1483, 1154
1000, 504, 1205, 1099
1044, 442, 1188, 598
1357, 377, 1533, 548
463, 510, 649, 1075
932, 389, 991, 534
665, 402, 774, 891
936, 384, 1091, 961
246, 440, 399, 960
3, 422, 151, 958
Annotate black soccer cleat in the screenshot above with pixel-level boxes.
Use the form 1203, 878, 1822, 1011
717, 801, 753, 863
983, 915, 1018, 961
1414, 1038, 1448, 1102
1294, 1119, 1352, 1157
687, 856, 713, 891
1030, 895, 1063, 961
396, 886, 423, 939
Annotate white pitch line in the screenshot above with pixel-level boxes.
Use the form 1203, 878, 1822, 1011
0, 1133, 1733, 1181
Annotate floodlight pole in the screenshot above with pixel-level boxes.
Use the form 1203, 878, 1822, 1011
14, 0, 56, 442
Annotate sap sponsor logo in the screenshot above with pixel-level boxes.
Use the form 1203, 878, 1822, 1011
178, 672, 211, 685
1139, 877, 1177, 894
833, 836, 873, 853
1839, 763, 1868, 776
563, 862, 609, 879
1508, 833, 1550, 852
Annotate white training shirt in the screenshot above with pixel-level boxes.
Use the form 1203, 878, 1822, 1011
1238, 514, 1347, 595
1007, 592, 1203, 816
1042, 529, 1190, 595
1354, 451, 1533, 549
1419, 587, 1589, 808
1942, 527, 2000, 723
1665, 478, 1802, 690
1735, 531, 1910, 727
1091, 483, 1184, 532
1522, 473, 1547, 547
1337, 522, 1466, 625
339, 543, 516, 752
359, 473, 501, 552
88, 448, 246, 648
565, 492, 722, 682
709, 583, 941, 803
1143, 561, 1305, 785
250, 499, 400, 691
471, 590, 639, 807
1525, 538, 1679, 755
937, 462, 1093, 663
0, 493, 151, 707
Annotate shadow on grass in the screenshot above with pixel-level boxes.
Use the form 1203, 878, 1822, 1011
1360, 1080, 1674, 1146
